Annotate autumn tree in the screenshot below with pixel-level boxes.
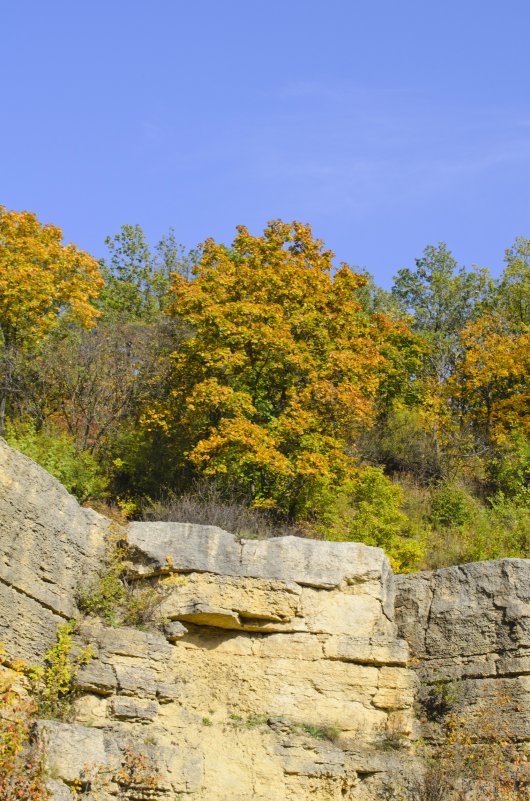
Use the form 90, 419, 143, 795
447, 313, 530, 445
0, 206, 103, 434
140, 220, 414, 519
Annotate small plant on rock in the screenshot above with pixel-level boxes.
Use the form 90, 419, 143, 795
27, 621, 93, 721
0, 647, 50, 801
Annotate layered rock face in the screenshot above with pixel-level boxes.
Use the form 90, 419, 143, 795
0, 440, 416, 800
0, 440, 108, 664
4, 436, 530, 799
396, 561, 530, 743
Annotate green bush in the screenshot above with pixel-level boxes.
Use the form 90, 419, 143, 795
487, 431, 530, 500
5, 422, 108, 502
27, 621, 93, 721
429, 483, 475, 528
323, 466, 426, 572
425, 491, 530, 568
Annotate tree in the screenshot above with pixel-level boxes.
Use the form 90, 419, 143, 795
495, 237, 530, 329
446, 313, 530, 445
391, 243, 492, 380
141, 220, 412, 519
100, 224, 198, 320
0, 206, 103, 434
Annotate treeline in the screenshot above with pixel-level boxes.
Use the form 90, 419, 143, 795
1, 206, 529, 571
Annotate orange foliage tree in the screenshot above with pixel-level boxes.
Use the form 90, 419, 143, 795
0, 206, 103, 432
142, 220, 415, 519
447, 313, 530, 444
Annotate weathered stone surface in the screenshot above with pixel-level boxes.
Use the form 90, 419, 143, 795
128, 521, 392, 596
396, 559, 530, 745
396, 560, 530, 660
160, 571, 302, 623
0, 441, 418, 800
323, 635, 409, 666
301, 587, 394, 637
41, 721, 112, 783
109, 695, 159, 721
162, 619, 188, 640
0, 438, 108, 662
127, 520, 242, 575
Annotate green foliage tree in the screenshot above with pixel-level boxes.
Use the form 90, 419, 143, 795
100, 224, 198, 320
392, 242, 492, 379
495, 237, 530, 329
325, 466, 425, 571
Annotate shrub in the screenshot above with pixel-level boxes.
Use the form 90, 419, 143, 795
143, 481, 307, 539
0, 670, 50, 801
429, 483, 474, 528
487, 431, 530, 500
425, 492, 530, 568
5, 421, 108, 502
77, 530, 172, 628
323, 467, 426, 572
76, 531, 129, 625
27, 621, 93, 721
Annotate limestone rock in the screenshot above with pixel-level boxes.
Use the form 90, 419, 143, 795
396, 559, 530, 746
160, 571, 302, 623
128, 521, 393, 597
0, 440, 424, 800
0, 438, 108, 663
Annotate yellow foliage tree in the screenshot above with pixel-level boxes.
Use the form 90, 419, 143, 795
0, 206, 103, 431
447, 313, 530, 443
142, 220, 414, 519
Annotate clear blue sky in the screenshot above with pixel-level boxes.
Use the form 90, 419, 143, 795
2, 1, 530, 286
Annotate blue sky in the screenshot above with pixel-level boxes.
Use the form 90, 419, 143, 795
2, 1, 530, 286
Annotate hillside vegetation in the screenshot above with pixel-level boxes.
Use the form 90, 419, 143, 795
1, 206, 529, 571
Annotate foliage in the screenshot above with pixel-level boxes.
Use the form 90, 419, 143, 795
0, 206, 103, 435
487, 430, 530, 500
113, 747, 161, 793
27, 621, 93, 721
428, 483, 474, 528
447, 313, 530, 444
77, 531, 170, 627
141, 220, 415, 520
0, 658, 50, 801
3, 205, 530, 573
76, 540, 128, 626
298, 722, 340, 741
143, 482, 307, 539
5, 421, 108, 502
100, 223, 197, 320
496, 236, 530, 328
0, 207, 103, 349
324, 466, 425, 572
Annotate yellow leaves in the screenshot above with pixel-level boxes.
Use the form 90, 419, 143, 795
447, 313, 530, 440
0, 206, 103, 348
189, 417, 292, 478
138, 220, 412, 517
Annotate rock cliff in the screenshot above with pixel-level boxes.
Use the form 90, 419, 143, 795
1, 437, 530, 799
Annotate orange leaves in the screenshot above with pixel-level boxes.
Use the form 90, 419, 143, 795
0, 206, 103, 348
147, 220, 405, 516
447, 314, 530, 441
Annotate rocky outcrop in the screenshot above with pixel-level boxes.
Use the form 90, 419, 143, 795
3, 437, 530, 799
396, 560, 530, 743
0, 440, 416, 800
0, 439, 108, 663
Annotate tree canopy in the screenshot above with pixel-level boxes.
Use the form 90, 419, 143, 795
3, 208, 530, 573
